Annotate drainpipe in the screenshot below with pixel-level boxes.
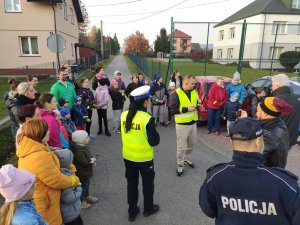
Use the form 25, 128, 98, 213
259, 14, 266, 69
51, 4, 60, 72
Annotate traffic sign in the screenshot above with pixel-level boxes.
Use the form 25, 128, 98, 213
47, 34, 66, 53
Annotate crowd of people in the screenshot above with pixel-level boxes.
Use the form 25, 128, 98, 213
0, 64, 300, 225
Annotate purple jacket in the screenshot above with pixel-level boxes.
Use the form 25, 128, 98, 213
37, 107, 62, 148
95, 85, 109, 109
117, 80, 126, 91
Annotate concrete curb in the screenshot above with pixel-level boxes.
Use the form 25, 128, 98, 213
0, 117, 10, 131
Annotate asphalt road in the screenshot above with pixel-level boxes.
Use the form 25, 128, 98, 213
81, 55, 228, 225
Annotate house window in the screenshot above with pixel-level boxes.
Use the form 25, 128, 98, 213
296, 47, 300, 52
5, 0, 21, 12
183, 46, 187, 51
269, 47, 283, 59
227, 48, 233, 58
182, 39, 187, 45
70, 7, 74, 24
217, 49, 222, 58
20, 37, 39, 55
229, 27, 235, 39
218, 30, 224, 40
292, 0, 300, 9
272, 21, 287, 34
71, 43, 74, 56
64, 1, 68, 20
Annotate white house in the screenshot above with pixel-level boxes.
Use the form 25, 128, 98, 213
213, 0, 300, 70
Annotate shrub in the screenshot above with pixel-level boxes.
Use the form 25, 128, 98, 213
279, 51, 300, 72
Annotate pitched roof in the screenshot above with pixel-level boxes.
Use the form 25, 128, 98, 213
174, 29, 192, 39
215, 0, 300, 27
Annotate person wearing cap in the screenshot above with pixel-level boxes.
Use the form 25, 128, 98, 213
72, 95, 90, 131
150, 74, 168, 127
121, 85, 160, 222
60, 107, 77, 138
170, 75, 200, 176
0, 164, 47, 225
113, 70, 126, 91
58, 97, 69, 109
199, 117, 300, 225
256, 97, 292, 168
226, 71, 246, 104
271, 74, 300, 148
51, 67, 77, 110
222, 92, 241, 137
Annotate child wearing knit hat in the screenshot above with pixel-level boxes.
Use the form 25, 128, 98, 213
0, 164, 47, 225
72, 96, 90, 131
222, 92, 241, 137
54, 149, 84, 224
71, 130, 98, 209
60, 107, 77, 138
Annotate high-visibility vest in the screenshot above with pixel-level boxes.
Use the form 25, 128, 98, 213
121, 110, 154, 162
174, 88, 198, 123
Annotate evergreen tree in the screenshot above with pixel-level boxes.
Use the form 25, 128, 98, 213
154, 28, 170, 54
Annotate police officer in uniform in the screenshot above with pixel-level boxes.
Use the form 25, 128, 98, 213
199, 117, 300, 225
121, 86, 160, 222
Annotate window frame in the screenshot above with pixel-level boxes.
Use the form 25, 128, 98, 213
229, 27, 235, 39
269, 47, 283, 59
64, 1, 68, 21
217, 49, 222, 58
298, 22, 300, 35
272, 21, 288, 35
19, 36, 39, 56
4, 0, 21, 12
292, 0, 300, 9
218, 30, 224, 41
70, 7, 74, 24
296, 47, 300, 52
227, 48, 233, 59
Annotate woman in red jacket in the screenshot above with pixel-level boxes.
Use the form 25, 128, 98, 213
207, 77, 228, 135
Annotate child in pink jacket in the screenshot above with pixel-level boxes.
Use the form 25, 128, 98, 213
95, 78, 111, 136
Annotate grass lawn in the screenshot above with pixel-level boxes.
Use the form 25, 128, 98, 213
0, 127, 17, 167
131, 58, 297, 84
124, 55, 142, 74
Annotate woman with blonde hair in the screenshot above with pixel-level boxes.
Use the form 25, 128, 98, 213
17, 118, 80, 225
0, 164, 47, 225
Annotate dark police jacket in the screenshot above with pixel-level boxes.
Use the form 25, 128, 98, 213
199, 151, 300, 225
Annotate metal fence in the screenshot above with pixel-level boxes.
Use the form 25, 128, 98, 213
0, 54, 108, 77
128, 19, 300, 83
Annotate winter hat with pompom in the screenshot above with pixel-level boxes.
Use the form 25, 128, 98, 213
260, 97, 293, 117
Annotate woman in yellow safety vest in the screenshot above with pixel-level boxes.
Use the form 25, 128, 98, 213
120, 85, 160, 222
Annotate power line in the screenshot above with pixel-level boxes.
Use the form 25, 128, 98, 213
85, 0, 143, 7
104, 0, 230, 24
105, 0, 188, 24
89, 0, 216, 17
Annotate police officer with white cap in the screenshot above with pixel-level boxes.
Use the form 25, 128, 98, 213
199, 117, 300, 225
121, 85, 160, 222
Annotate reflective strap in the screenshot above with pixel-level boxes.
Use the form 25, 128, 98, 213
175, 111, 197, 119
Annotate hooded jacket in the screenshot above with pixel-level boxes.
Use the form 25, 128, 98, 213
95, 85, 109, 109
272, 86, 300, 146
6, 91, 20, 132
37, 107, 62, 148
151, 82, 168, 105
226, 82, 246, 103
207, 83, 228, 109
17, 137, 79, 225
260, 117, 290, 168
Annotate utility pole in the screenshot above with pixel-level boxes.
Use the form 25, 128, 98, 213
100, 20, 104, 58
109, 33, 112, 56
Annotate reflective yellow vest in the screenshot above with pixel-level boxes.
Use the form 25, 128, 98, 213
121, 110, 154, 162
174, 88, 198, 123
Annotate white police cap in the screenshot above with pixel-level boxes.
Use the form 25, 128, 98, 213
130, 85, 151, 100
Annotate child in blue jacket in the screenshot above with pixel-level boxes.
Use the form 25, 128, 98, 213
72, 96, 90, 131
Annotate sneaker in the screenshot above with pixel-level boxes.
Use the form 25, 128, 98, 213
113, 129, 117, 134
85, 196, 98, 203
207, 129, 211, 134
105, 130, 111, 136
81, 200, 91, 209
89, 134, 96, 140
117, 129, 121, 134
216, 131, 220, 136
143, 204, 160, 217
160, 122, 168, 128
176, 166, 184, 176
224, 134, 230, 138
184, 160, 195, 168
166, 121, 171, 125
97, 130, 102, 135
128, 207, 140, 222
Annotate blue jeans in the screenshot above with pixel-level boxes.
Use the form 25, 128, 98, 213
80, 178, 90, 201
113, 109, 122, 130
207, 107, 222, 132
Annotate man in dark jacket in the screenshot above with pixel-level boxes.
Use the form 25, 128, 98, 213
256, 97, 292, 168
199, 117, 300, 225
271, 74, 300, 147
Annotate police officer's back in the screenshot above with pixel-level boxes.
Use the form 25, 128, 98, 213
199, 118, 300, 225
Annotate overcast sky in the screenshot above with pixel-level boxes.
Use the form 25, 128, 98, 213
82, 0, 255, 47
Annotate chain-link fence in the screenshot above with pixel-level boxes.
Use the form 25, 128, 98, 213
0, 54, 107, 78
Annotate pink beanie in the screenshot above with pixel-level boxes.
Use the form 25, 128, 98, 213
0, 164, 35, 203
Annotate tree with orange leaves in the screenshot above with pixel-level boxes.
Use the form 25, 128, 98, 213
124, 31, 149, 55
